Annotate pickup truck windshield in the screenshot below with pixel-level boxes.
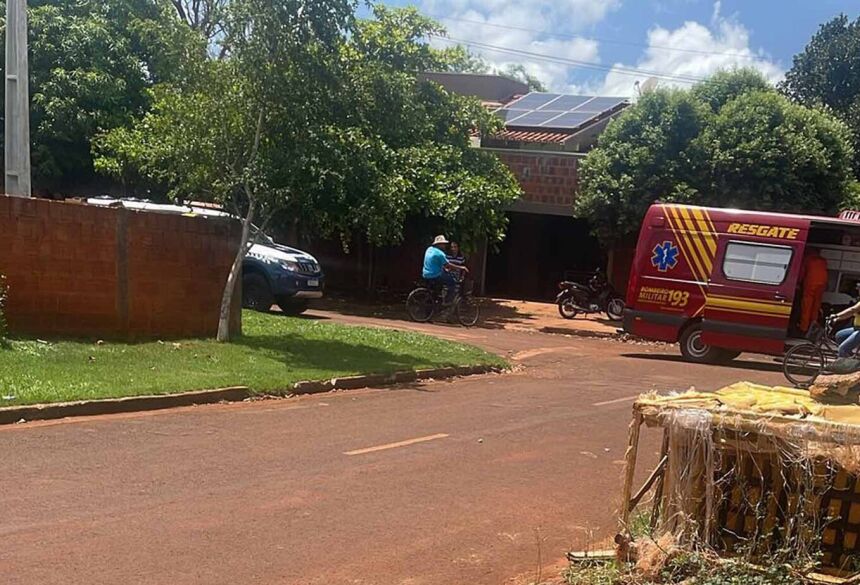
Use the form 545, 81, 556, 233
251, 226, 276, 246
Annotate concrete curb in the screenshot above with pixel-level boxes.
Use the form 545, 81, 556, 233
0, 387, 252, 426
0, 364, 505, 425
287, 364, 503, 396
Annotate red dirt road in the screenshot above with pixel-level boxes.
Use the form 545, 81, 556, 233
1, 314, 786, 585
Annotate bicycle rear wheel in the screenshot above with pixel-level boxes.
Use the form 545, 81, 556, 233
783, 343, 825, 388
456, 295, 480, 327
406, 288, 435, 323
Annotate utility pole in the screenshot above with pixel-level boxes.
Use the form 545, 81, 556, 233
5, 0, 31, 197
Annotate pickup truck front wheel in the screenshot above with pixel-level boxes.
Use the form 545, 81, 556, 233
242, 274, 274, 312
277, 297, 309, 315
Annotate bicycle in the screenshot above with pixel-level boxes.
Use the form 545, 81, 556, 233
406, 278, 480, 327
782, 318, 855, 387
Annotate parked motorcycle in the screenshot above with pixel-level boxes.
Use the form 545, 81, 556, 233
556, 271, 625, 321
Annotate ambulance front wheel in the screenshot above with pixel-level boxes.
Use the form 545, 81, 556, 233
679, 324, 738, 364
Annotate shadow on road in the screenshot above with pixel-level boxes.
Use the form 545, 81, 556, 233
305, 296, 544, 331
620, 352, 784, 374
236, 332, 465, 375
540, 326, 619, 338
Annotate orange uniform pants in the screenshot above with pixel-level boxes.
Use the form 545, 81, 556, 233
799, 285, 825, 333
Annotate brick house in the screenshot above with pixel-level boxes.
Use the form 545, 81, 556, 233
306, 75, 630, 301
475, 91, 630, 299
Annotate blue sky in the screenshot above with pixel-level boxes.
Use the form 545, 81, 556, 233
377, 0, 859, 96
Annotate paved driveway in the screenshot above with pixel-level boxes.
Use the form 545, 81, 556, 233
0, 312, 786, 585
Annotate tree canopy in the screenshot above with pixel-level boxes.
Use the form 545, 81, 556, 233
781, 14, 860, 174
576, 69, 857, 245
96, 1, 520, 250
0, 0, 203, 191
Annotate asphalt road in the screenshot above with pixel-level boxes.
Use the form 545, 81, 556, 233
0, 313, 787, 585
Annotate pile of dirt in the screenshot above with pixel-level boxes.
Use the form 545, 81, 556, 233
810, 370, 860, 404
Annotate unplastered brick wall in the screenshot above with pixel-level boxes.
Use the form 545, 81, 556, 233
495, 151, 580, 207
0, 195, 241, 339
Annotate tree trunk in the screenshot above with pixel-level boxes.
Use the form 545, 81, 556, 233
217, 108, 265, 342
217, 196, 256, 342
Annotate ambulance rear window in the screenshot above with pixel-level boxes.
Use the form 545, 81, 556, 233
723, 242, 793, 285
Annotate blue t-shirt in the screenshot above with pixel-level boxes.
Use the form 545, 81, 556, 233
423, 246, 448, 279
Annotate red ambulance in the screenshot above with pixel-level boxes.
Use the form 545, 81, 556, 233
624, 203, 860, 363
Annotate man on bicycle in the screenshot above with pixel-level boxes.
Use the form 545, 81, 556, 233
828, 281, 860, 357
423, 235, 468, 302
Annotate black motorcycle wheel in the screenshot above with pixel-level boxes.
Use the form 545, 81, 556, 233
606, 297, 625, 321
558, 298, 578, 319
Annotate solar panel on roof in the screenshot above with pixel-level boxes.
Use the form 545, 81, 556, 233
547, 111, 595, 130
507, 93, 561, 110
573, 97, 626, 113
495, 93, 628, 133
506, 110, 566, 127
538, 95, 592, 111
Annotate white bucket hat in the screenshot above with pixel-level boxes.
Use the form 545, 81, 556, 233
432, 235, 449, 245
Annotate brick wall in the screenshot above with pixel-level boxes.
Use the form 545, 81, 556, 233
494, 151, 580, 207
0, 196, 241, 339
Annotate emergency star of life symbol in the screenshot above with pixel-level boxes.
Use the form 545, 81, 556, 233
651, 241, 679, 272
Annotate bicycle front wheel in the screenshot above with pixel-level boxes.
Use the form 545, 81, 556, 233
783, 343, 826, 388
406, 288, 435, 323
456, 295, 480, 327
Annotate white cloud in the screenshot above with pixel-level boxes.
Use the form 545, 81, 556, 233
419, 0, 620, 92
599, 6, 783, 97
417, 0, 783, 98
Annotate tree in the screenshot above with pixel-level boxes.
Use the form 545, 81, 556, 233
98, 0, 355, 341
0, 0, 202, 192
575, 89, 712, 244
576, 70, 856, 245
695, 91, 855, 213
95, 2, 521, 339
298, 4, 521, 250
781, 14, 860, 173
691, 68, 773, 111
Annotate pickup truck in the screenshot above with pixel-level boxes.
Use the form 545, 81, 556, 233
86, 198, 325, 314
243, 230, 324, 314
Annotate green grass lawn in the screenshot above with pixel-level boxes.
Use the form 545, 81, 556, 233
0, 311, 504, 407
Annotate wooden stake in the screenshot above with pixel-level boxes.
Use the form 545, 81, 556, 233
620, 409, 644, 532
651, 428, 670, 533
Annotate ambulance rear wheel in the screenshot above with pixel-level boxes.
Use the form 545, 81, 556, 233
679, 324, 727, 364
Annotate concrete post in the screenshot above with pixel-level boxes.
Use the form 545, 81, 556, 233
5, 0, 31, 197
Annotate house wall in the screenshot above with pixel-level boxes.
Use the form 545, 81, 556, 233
0, 196, 241, 339
493, 151, 580, 210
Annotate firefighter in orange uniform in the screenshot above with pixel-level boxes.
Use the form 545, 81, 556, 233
799, 249, 829, 334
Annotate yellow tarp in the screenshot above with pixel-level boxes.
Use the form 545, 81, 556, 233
642, 382, 860, 425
